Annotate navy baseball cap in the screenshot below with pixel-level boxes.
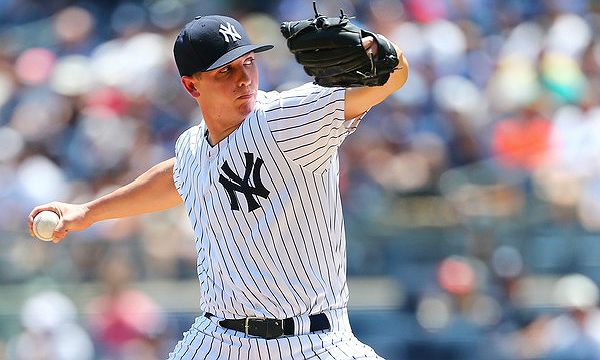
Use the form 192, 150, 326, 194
174, 15, 273, 77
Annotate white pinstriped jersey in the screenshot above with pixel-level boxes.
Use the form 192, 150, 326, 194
173, 83, 363, 320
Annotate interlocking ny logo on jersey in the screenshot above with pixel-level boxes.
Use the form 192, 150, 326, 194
219, 22, 242, 43
219, 153, 270, 212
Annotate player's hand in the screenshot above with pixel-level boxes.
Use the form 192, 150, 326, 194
28, 202, 93, 243
280, 3, 399, 88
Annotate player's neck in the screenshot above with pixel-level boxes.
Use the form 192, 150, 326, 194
204, 120, 243, 146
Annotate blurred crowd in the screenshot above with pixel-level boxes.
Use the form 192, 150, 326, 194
2, 0, 600, 359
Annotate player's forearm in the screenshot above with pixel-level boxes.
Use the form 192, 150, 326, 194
344, 43, 408, 119
85, 157, 182, 223
388, 44, 409, 92
365, 40, 408, 96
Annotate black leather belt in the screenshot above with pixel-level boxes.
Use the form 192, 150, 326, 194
204, 312, 330, 339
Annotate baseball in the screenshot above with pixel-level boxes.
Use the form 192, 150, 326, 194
33, 210, 60, 241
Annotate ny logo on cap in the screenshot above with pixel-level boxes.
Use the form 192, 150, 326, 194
219, 22, 242, 43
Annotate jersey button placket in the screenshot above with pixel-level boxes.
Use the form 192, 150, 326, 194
207, 148, 217, 162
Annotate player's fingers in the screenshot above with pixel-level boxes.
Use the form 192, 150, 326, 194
361, 35, 374, 47
53, 220, 68, 242
361, 36, 377, 56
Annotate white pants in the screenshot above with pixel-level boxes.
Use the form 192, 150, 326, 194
167, 308, 384, 360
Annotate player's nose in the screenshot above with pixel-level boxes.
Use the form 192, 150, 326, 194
237, 66, 252, 87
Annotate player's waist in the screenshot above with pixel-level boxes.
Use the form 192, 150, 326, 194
203, 307, 350, 338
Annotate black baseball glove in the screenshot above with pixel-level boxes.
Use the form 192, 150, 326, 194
280, 2, 401, 87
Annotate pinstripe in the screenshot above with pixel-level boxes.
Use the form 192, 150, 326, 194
214, 144, 282, 316
202, 198, 234, 313
293, 135, 346, 167
252, 116, 318, 305
208, 188, 270, 315
206, 335, 218, 360
272, 117, 344, 146
202, 148, 231, 313
223, 339, 231, 360
262, 88, 343, 312
332, 164, 348, 300
170, 318, 211, 360
264, 123, 326, 305
198, 331, 214, 360
311, 143, 341, 176
263, 89, 328, 112
220, 142, 280, 317
249, 113, 325, 305
238, 121, 304, 313
235, 332, 243, 360
295, 166, 332, 311
233, 124, 291, 303
275, 338, 284, 360
171, 83, 381, 359
267, 100, 344, 126
254, 147, 329, 312
306, 170, 338, 307
263, 88, 342, 114
169, 318, 384, 360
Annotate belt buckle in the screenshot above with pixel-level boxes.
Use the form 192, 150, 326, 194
245, 317, 284, 339
244, 317, 262, 337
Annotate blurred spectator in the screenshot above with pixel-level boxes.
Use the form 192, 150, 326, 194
85, 256, 166, 359
5, 290, 94, 360
492, 107, 553, 173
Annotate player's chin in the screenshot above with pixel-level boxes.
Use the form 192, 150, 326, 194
237, 95, 256, 115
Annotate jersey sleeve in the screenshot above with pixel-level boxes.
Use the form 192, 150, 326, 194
173, 124, 202, 200
261, 83, 365, 170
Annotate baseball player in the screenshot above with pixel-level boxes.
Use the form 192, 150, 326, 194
29, 9, 407, 360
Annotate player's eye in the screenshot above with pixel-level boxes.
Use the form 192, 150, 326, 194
244, 58, 255, 66
219, 66, 231, 73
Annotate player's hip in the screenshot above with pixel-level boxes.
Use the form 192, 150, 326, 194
166, 307, 384, 360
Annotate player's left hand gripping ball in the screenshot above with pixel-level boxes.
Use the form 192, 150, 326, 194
280, 2, 401, 87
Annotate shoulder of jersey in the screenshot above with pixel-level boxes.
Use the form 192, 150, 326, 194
255, 89, 277, 106
176, 122, 205, 149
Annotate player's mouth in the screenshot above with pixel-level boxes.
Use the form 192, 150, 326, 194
236, 92, 254, 101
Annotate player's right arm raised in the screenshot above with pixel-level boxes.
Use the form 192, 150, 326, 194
28, 157, 182, 243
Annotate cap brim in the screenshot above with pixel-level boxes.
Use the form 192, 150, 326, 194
205, 44, 274, 71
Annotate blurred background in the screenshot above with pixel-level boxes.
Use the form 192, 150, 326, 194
1, 0, 600, 359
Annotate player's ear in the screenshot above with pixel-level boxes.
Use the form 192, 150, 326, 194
181, 76, 200, 98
